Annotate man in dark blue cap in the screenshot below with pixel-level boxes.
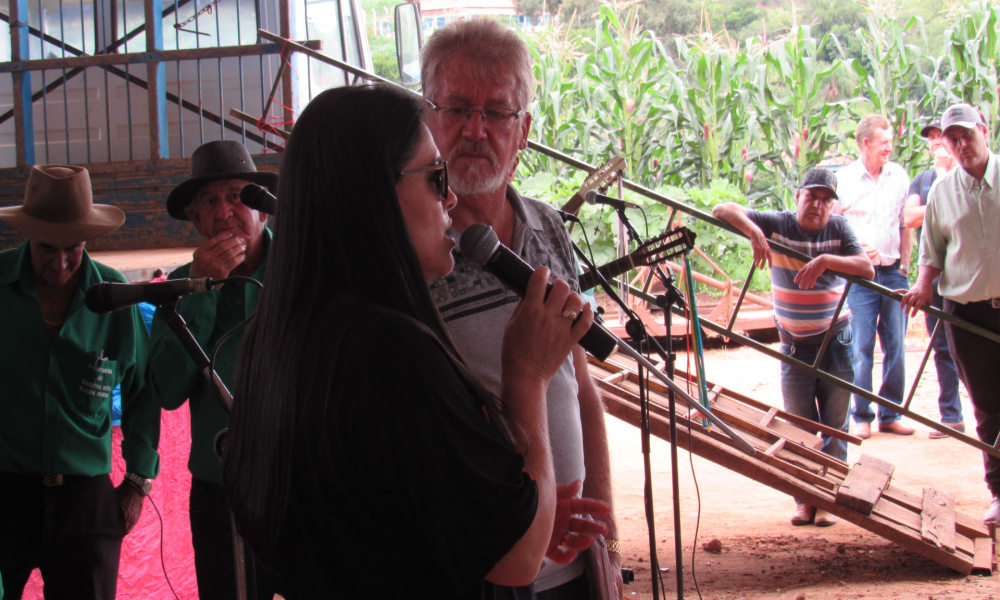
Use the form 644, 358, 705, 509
714, 168, 874, 528
902, 116, 965, 438
146, 140, 277, 599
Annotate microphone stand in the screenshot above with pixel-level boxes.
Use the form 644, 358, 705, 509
156, 305, 234, 413
155, 304, 248, 600
572, 222, 754, 600
613, 206, 688, 600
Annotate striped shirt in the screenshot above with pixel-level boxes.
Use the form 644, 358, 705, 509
747, 210, 864, 344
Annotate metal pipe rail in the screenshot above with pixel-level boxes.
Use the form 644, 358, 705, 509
624, 284, 1000, 458
169, 30, 1000, 459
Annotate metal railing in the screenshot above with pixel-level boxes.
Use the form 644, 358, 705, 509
3, 5, 995, 460
0, 0, 370, 168
253, 39, 1000, 460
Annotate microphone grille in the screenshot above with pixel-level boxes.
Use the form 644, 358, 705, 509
584, 189, 598, 205
239, 184, 269, 213
459, 223, 499, 266
84, 283, 111, 314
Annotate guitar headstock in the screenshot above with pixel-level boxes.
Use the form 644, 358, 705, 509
632, 226, 697, 267
562, 155, 627, 215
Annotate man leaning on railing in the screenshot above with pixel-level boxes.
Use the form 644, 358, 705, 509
713, 168, 874, 529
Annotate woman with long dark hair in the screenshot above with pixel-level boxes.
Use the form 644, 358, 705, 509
222, 84, 594, 599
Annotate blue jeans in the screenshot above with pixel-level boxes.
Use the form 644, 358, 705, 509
780, 326, 854, 464
848, 265, 908, 425
924, 279, 963, 423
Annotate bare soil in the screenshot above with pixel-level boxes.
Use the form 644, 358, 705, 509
607, 330, 999, 600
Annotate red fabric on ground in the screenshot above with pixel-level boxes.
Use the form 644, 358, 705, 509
23, 407, 198, 599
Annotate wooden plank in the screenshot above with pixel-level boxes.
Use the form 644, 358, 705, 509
972, 537, 995, 574
874, 497, 974, 558
665, 364, 863, 447
759, 407, 779, 428
713, 396, 823, 450
601, 387, 977, 573
764, 438, 785, 456
866, 512, 974, 574
836, 454, 895, 516
611, 370, 839, 478
709, 384, 724, 403
881, 485, 990, 540
921, 488, 957, 553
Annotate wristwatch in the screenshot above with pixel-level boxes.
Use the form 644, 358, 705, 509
124, 472, 152, 496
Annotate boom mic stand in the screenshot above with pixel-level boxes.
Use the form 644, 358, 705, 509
155, 302, 249, 600
570, 217, 754, 600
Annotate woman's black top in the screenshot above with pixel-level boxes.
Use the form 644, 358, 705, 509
276, 307, 538, 599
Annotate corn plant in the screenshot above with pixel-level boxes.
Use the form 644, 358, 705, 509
941, 1, 1000, 147
667, 32, 762, 192
851, 3, 928, 172
751, 26, 853, 208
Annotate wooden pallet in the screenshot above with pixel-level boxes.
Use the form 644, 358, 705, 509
590, 354, 997, 574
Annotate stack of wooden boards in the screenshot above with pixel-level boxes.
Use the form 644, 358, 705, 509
589, 354, 996, 574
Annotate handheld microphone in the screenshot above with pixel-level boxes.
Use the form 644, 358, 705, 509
240, 184, 277, 215
86, 278, 216, 314
459, 223, 617, 361
584, 190, 639, 211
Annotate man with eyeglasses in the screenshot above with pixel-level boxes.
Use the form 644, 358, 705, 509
144, 140, 277, 600
421, 17, 622, 600
900, 103, 1000, 525
834, 114, 915, 439
713, 169, 873, 528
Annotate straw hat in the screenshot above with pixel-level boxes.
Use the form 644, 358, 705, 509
0, 165, 125, 246
166, 140, 278, 220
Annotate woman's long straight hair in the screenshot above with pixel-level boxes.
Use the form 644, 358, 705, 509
222, 84, 513, 567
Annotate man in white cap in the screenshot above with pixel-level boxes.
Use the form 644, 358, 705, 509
0, 165, 160, 600
901, 103, 1000, 525
145, 140, 276, 599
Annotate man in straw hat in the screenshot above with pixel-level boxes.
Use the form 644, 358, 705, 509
145, 140, 276, 599
0, 165, 160, 600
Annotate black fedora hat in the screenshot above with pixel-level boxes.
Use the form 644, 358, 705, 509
167, 140, 278, 220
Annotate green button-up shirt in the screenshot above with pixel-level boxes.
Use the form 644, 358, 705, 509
146, 229, 269, 485
0, 243, 160, 478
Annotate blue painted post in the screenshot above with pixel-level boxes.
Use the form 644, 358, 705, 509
11, 0, 36, 166
145, 0, 168, 158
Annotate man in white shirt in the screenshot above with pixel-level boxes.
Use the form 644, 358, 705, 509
901, 103, 1000, 525
834, 114, 914, 439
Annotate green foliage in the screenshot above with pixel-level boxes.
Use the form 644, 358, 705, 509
369, 35, 401, 82
752, 25, 852, 207
511, 0, 1000, 290
942, 2, 1000, 148
660, 180, 771, 294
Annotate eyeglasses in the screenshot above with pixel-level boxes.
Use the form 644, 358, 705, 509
400, 161, 449, 199
426, 99, 522, 129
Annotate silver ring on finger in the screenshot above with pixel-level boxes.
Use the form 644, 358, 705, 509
561, 308, 579, 320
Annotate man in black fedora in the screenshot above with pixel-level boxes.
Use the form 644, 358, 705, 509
145, 140, 276, 599
0, 165, 160, 600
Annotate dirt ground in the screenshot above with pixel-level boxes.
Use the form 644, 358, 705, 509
607, 328, 999, 600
